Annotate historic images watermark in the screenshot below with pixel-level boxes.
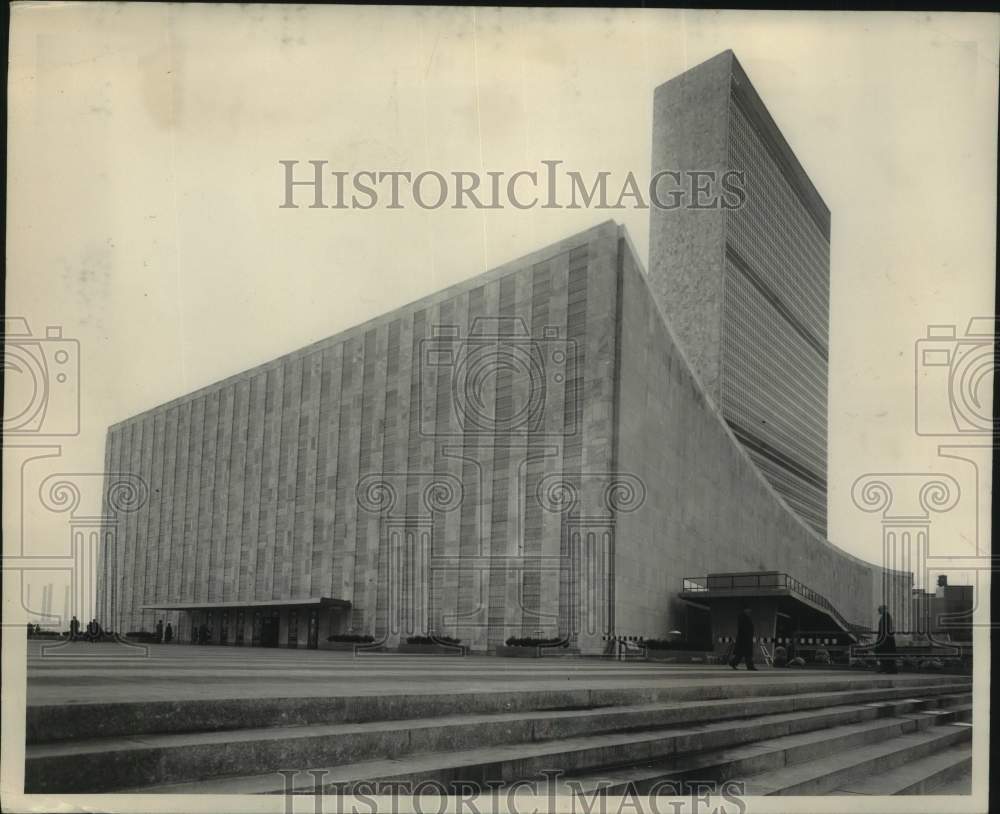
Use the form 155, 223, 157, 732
279, 160, 747, 211
852, 315, 996, 646
2, 317, 81, 437
277, 771, 748, 814
3, 316, 153, 656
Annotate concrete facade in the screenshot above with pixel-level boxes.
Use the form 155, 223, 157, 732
650, 51, 830, 537
98, 220, 909, 654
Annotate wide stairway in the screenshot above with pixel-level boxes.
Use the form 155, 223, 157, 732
26, 673, 972, 796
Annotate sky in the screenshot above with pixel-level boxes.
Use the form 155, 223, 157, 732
5, 5, 997, 624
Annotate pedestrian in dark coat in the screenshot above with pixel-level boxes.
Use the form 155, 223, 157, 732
164, 622, 173, 643
730, 607, 757, 670
876, 605, 897, 674
155, 619, 164, 643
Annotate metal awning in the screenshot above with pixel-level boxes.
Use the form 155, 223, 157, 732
141, 597, 350, 611
679, 572, 863, 640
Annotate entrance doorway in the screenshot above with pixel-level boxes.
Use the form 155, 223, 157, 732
259, 615, 279, 648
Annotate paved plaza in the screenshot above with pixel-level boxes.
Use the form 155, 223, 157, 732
27, 641, 951, 706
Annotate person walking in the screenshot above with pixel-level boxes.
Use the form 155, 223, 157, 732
730, 607, 757, 671
155, 619, 164, 643
876, 604, 897, 674
164, 622, 173, 644
70, 615, 80, 641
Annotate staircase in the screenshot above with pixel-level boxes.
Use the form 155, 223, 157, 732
25, 674, 972, 796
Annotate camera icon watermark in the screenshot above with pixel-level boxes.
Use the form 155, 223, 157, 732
914, 317, 997, 436
2, 317, 81, 436
418, 316, 578, 439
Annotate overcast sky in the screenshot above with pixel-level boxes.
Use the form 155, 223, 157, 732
6, 6, 997, 614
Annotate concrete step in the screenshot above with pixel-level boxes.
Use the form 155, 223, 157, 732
835, 743, 972, 794
25, 675, 970, 743
922, 766, 972, 795
561, 697, 972, 795
741, 722, 972, 795
26, 683, 971, 793
121, 696, 968, 795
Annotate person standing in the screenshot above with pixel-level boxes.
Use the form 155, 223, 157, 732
70, 615, 80, 641
876, 604, 897, 674
164, 622, 173, 644
155, 619, 164, 643
730, 607, 757, 671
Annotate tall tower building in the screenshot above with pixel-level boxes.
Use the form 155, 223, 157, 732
649, 50, 830, 537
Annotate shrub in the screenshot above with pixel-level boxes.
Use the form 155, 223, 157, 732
327, 633, 375, 643
788, 656, 806, 668
812, 648, 831, 665
406, 635, 461, 646
772, 645, 788, 667
126, 631, 160, 643
644, 639, 673, 650
505, 636, 568, 648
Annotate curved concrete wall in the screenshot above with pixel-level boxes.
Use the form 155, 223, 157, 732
612, 235, 911, 640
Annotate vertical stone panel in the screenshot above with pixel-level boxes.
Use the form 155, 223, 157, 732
144, 412, 165, 614
336, 336, 362, 618
122, 420, 142, 630
196, 391, 219, 604
541, 249, 570, 639
209, 386, 234, 603
275, 357, 303, 599
559, 244, 589, 642
183, 398, 206, 604
314, 344, 343, 602
473, 281, 499, 650
401, 310, 430, 640
503, 269, 533, 636
437, 296, 465, 637
157, 409, 176, 609
293, 352, 322, 597
224, 380, 250, 602
256, 366, 284, 601
358, 327, 388, 628
454, 291, 483, 646
427, 300, 455, 636
240, 372, 267, 601
131, 414, 155, 629
105, 428, 122, 626
168, 403, 190, 605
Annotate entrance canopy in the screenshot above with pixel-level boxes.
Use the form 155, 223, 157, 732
140, 597, 350, 611
679, 571, 868, 640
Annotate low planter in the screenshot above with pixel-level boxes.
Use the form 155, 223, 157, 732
645, 647, 712, 663
325, 641, 370, 651
496, 643, 577, 657
396, 642, 467, 655
496, 644, 543, 658
324, 636, 385, 652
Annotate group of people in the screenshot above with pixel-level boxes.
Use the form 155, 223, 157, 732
726, 604, 900, 673
154, 619, 175, 643
66, 616, 105, 642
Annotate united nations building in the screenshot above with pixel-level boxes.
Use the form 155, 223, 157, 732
96, 51, 914, 656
